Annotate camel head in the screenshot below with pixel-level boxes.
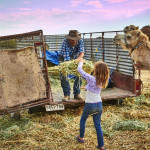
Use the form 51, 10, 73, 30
113, 34, 129, 49
123, 25, 139, 33
125, 30, 148, 47
113, 30, 149, 50
113, 34, 124, 44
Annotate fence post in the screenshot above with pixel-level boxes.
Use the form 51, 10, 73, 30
90, 33, 93, 61
102, 32, 105, 62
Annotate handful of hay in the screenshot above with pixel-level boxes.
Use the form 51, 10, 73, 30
48, 59, 94, 76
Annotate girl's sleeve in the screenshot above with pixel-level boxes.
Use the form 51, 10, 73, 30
77, 62, 93, 82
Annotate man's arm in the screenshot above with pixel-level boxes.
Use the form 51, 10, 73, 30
78, 52, 84, 59
77, 39, 84, 59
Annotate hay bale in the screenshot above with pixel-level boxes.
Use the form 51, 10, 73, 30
48, 59, 94, 77
0, 47, 46, 110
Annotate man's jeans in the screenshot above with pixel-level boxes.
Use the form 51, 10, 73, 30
80, 102, 104, 147
60, 73, 82, 96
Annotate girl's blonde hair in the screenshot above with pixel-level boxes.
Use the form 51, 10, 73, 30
93, 61, 110, 89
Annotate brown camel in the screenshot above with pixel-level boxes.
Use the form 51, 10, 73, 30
123, 25, 139, 33
113, 30, 150, 70
123, 25, 150, 41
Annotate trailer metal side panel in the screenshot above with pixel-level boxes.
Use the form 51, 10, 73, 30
0, 30, 53, 114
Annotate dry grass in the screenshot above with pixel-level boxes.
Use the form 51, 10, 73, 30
141, 70, 150, 94
0, 99, 149, 150
0, 70, 149, 150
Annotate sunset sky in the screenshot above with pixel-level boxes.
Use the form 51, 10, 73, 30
0, 0, 150, 35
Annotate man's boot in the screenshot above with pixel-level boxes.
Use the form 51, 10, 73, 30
62, 96, 70, 102
74, 94, 83, 100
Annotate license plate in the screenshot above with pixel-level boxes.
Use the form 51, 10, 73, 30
45, 104, 65, 111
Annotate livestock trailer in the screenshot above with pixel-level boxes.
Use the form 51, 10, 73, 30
45, 31, 142, 102
0, 30, 142, 114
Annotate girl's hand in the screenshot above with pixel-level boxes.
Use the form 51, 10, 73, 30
78, 57, 84, 63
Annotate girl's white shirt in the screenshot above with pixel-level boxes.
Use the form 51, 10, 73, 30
85, 90, 102, 103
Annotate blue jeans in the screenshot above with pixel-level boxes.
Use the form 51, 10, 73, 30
80, 102, 104, 147
60, 73, 82, 96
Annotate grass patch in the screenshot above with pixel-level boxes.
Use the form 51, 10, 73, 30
112, 120, 148, 131
0, 115, 32, 140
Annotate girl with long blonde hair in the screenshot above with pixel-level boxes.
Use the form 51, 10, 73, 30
75, 58, 109, 150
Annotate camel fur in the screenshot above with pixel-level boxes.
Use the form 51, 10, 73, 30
124, 25, 139, 33
124, 25, 150, 41
113, 30, 150, 70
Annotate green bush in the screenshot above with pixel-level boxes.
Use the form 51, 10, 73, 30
0, 39, 16, 49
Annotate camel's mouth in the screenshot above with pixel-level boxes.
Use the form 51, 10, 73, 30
113, 36, 120, 44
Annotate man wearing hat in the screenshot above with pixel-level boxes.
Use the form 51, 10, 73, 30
58, 30, 84, 101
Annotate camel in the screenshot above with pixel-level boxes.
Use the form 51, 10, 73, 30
123, 25, 139, 33
113, 30, 150, 70
123, 25, 150, 41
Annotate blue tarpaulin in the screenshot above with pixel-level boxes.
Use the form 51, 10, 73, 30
45, 50, 59, 65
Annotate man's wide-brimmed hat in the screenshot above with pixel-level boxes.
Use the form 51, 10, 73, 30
65, 30, 82, 40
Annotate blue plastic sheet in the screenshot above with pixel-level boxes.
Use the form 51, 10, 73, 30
45, 50, 59, 65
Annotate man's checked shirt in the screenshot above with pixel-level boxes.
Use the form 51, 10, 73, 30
59, 38, 84, 61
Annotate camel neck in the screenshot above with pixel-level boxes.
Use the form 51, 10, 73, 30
131, 41, 144, 54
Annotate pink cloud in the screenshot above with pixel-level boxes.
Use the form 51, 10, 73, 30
70, 0, 86, 7
103, 0, 128, 3
1, 0, 150, 23
51, 8, 67, 15
19, 8, 32, 11
0, 13, 6, 20
0, 0, 150, 35
22, 1, 31, 4
0, 3, 149, 24
85, 0, 103, 8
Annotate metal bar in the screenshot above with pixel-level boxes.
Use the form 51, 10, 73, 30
116, 31, 119, 71
34, 43, 38, 53
38, 57, 45, 59
102, 32, 105, 61
42, 34, 53, 101
81, 30, 123, 34
0, 30, 42, 41
6, 99, 52, 114
90, 33, 93, 60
